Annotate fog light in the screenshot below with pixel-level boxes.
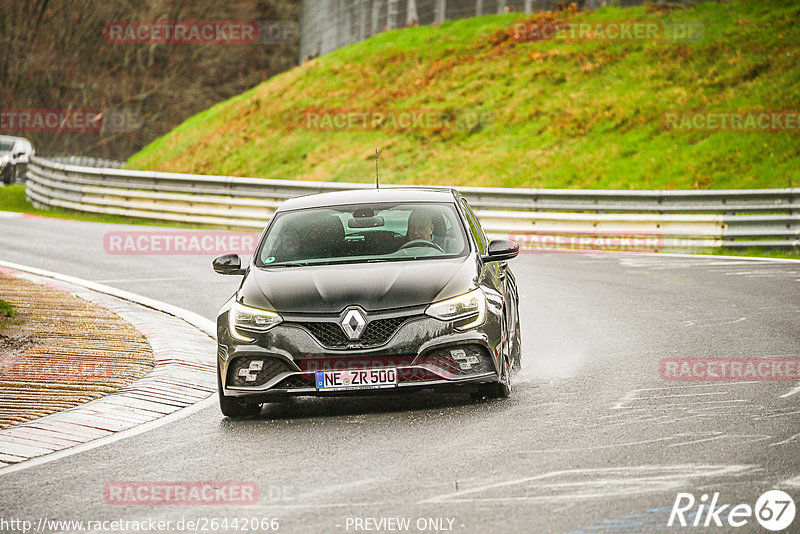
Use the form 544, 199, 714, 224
451, 349, 473, 370
419, 345, 492, 378
249, 360, 264, 371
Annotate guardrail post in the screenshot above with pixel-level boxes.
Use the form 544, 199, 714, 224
387, 0, 399, 28
406, 0, 419, 25
357, 0, 367, 40
371, 0, 381, 35
434, 0, 446, 24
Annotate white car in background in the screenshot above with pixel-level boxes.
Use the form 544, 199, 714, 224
0, 135, 35, 185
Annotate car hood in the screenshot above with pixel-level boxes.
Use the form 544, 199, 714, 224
238, 257, 478, 314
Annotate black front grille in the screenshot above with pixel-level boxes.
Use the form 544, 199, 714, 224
275, 375, 316, 389
300, 355, 415, 373
296, 316, 418, 348
400, 368, 441, 382
227, 356, 292, 387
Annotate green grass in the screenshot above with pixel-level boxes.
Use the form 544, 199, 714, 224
0, 298, 16, 329
127, 0, 800, 190
702, 247, 800, 260
0, 299, 14, 318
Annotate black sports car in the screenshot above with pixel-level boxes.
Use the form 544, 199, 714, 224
213, 187, 521, 417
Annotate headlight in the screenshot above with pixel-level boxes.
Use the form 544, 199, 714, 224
0, 156, 8, 167
425, 288, 486, 330
229, 301, 282, 342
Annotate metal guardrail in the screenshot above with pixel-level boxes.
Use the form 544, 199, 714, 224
26, 156, 800, 252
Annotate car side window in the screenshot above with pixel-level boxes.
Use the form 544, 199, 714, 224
460, 199, 487, 255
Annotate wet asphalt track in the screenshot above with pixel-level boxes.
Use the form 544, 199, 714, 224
1, 213, 799, 534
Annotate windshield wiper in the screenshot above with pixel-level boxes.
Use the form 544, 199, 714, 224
269, 262, 312, 267
267, 257, 409, 268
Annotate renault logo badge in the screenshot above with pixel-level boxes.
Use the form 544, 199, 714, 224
340, 309, 366, 340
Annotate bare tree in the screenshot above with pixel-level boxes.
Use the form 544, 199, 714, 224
0, 0, 300, 159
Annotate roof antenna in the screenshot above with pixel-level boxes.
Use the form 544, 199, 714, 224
375, 148, 380, 189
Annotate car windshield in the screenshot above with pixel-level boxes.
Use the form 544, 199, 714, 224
255, 202, 470, 267
0, 140, 14, 152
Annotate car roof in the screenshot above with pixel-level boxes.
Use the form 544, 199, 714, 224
0, 135, 31, 143
277, 187, 460, 212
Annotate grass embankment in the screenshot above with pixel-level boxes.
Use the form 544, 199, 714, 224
128, 0, 800, 190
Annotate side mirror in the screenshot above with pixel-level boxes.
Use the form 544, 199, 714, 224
482, 239, 519, 263
213, 254, 245, 275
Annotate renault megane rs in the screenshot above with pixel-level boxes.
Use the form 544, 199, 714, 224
213, 187, 521, 417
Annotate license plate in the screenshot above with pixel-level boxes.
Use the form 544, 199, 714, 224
315, 368, 398, 390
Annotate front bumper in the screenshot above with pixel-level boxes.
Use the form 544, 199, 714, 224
217, 307, 503, 401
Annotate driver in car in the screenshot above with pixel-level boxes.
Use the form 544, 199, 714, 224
406, 208, 435, 243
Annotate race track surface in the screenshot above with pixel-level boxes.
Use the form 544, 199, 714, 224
1, 214, 799, 533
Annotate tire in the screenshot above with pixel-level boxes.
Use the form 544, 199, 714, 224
472, 348, 512, 400
217, 362, 261, 417
1, 166, 13, 185
510, 306, 522, 373
488, 308, 514, 398
489, 354, 513, 398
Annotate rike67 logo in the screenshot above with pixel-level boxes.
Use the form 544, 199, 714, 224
668, 490, 796, 531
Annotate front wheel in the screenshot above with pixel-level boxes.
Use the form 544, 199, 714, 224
217, 362, 261, 417
2, 165, 14, 185
510, 317, 521, 373
472, 354, 512, 400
